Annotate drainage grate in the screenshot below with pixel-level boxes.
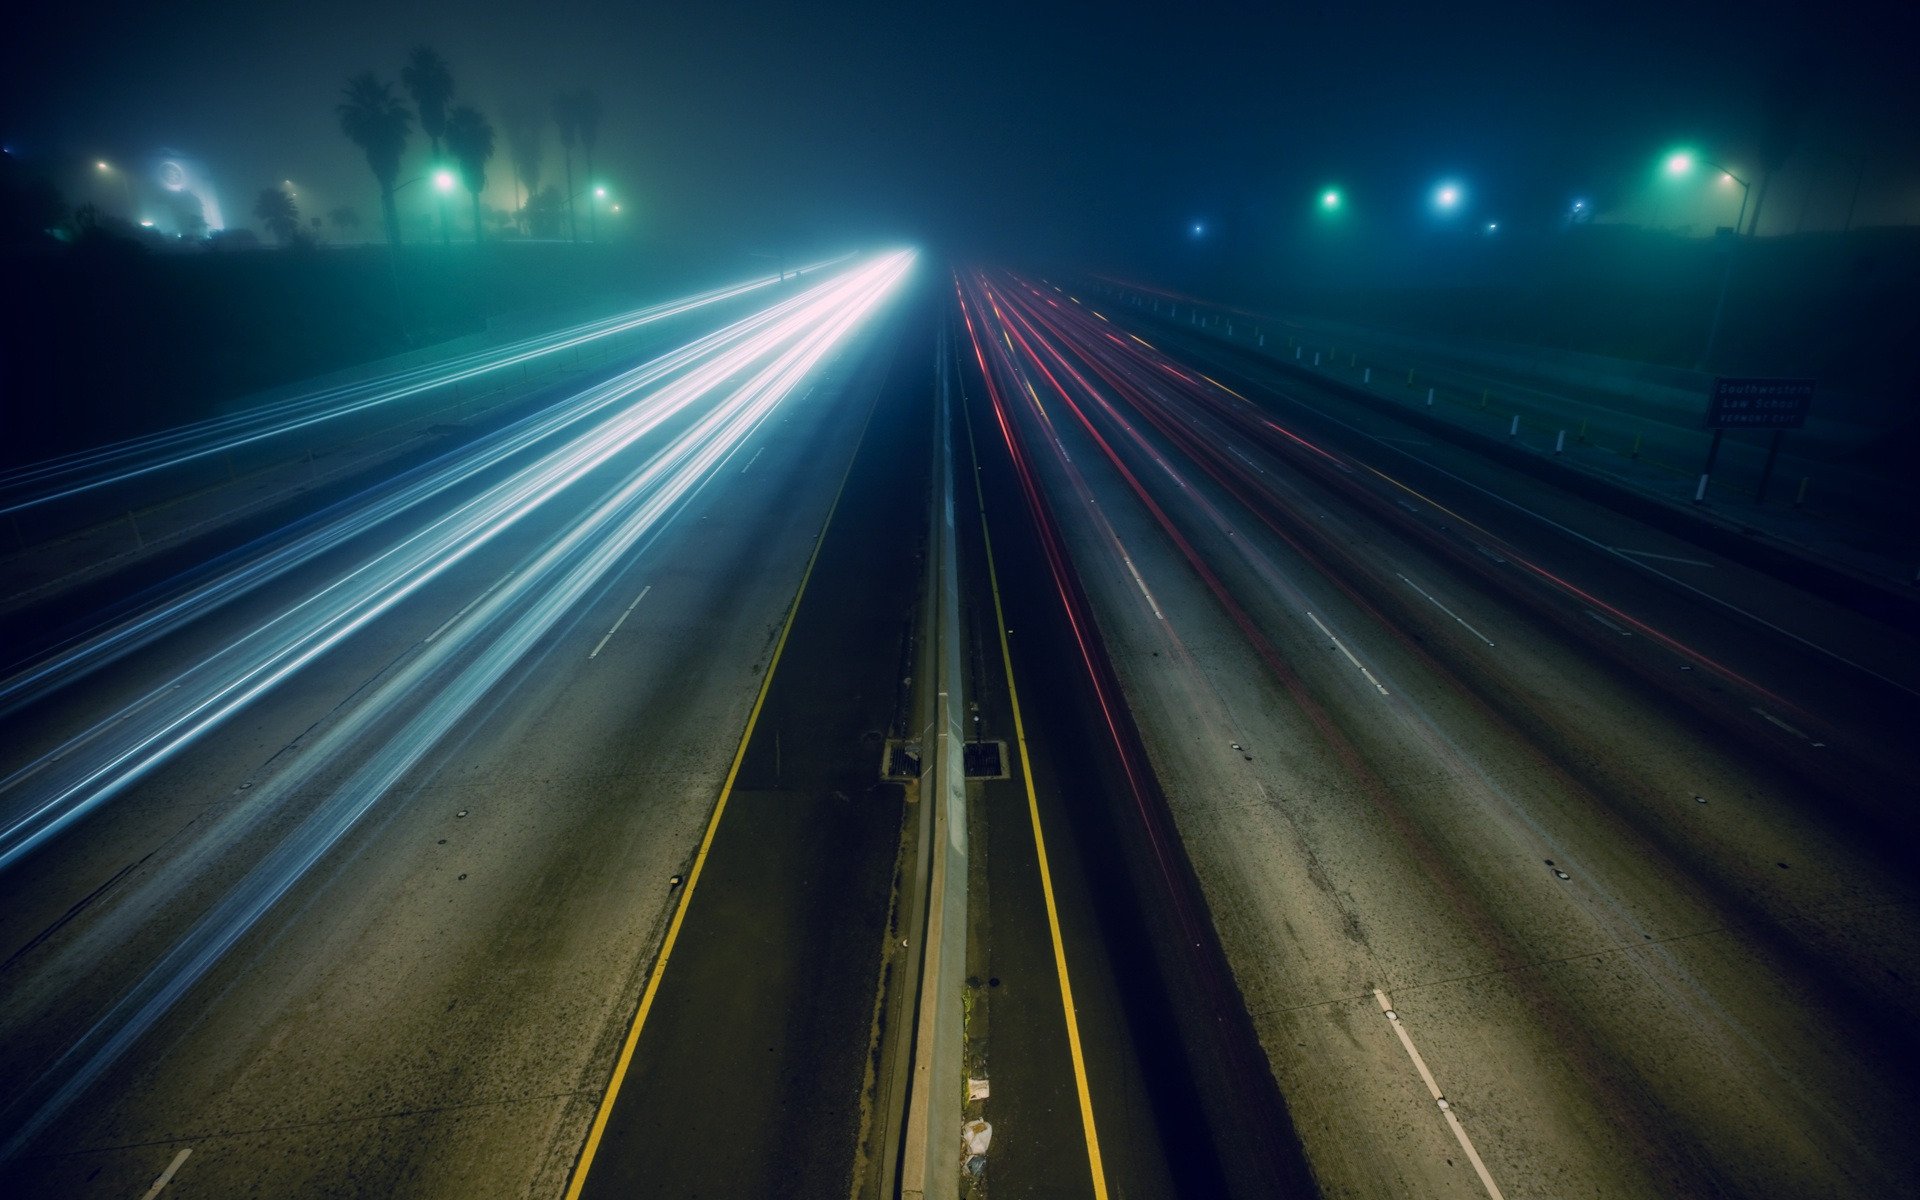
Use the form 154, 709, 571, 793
882, 739, 920, 781
882, 739, 1009, 780
964, 741, 1009, 780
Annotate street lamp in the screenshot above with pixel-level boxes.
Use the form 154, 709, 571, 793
1432, 181, 1464, 213
1320, 188, 1342, 211
1664, 148, 1751, 234
433, 169, 457, 193
94, 159, 135, 215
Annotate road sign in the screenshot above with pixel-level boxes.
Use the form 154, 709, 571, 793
1706, 377, 1814, 429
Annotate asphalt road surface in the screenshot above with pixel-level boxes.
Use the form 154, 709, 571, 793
0, 256, 920, 1196
956, 267, 1920, 1199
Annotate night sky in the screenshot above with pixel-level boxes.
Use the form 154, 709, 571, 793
5, 0, 1915, 260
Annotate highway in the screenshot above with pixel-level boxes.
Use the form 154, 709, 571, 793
954, 268, 1920, 1198
2, 252, 1915, 1198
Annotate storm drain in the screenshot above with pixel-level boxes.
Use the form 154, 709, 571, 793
880, 739, 1009, 780
882, 739, 921, 781
963, 740, 1008, 780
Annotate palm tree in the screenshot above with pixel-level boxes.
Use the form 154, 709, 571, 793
553, 92, 580, 243
503, 103, 544, 236
573, 90, 602, 243
329, 206, 362, 238
445, 104, 496, 244
402, 48, 456, 244
336, 72, 412, 249
253, 187, 302, 244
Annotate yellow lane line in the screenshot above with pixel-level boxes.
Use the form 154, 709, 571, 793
564, 380, 885, 1200
956, 333, 1111, 1199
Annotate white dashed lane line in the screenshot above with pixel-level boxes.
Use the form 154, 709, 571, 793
1374, 989, 1506, 1200
589, 585, 652, 659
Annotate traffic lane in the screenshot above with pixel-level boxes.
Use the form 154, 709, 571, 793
0, 291, 861, 969
953, 350, 1167, 1197
989, 284, 1916, 1194
1136, 316, 1920, 721
1072, 306, 1919, 823
0, 274, 799, 563
1084, 379, 1920, 1194
958, 279, 1318, 1198
985, 311, 1698, 1197
0, 312, 908, 1197
1001, 282, 1920, 1027
573, 297, 927, 1200
0, 348, 772, 991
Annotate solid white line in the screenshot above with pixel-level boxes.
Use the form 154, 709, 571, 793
589, 584, 652, 659
1613, 546, 1715, 567
1306, 611, 1390, 694
426, 568, 516, 643
1374, 989, 1505, 1200
139, 1148, 192, 1200
741, 446, 765, 473
1398, 573, 1495, 646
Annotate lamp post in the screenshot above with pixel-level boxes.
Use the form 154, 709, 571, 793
1665, 150, 1751, 235
1665, 150, 1749, 369
95, 159, 136, 220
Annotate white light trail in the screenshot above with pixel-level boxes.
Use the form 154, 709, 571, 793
0, 250, 914, 1162
0, 256, 850, 514
0, 263, 855, 715
0, 254, 911, 874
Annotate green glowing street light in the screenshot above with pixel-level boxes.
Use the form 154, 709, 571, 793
1662, 147, 1749, 232
1320, 188, 1342, 210
433, 169, 457, 193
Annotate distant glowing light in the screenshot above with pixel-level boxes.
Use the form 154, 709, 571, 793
139, 219, 154, 228
1720, 172, 1735, 185
611, 204, 621, 213
1190, 221, 1205, 237
1572, 199, 1586, 210
1432, 182, 1463, 211
96, 161, 110, 172
1486, 221, 1498, 233
1321, 189, 1342, 210
594, 186, 607, 198
1666, 151, 1694, 175
434, 169, 456, 192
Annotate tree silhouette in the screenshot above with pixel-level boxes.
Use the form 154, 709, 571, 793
525, 184, 566, 239
503, 103, 544, 236
402, 48, 456, 245
574, 91, 603, 243
253, 187, 302, 244
553, 92, 580, 243
336, 72, 412, 249
446, 104, 496, 244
